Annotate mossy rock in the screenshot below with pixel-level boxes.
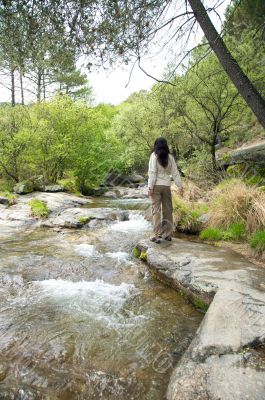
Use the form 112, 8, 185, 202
13, 180, 34, 194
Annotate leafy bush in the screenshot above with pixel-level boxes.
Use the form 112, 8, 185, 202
199, 227, 223, 241
208, 179, 265, 233
249, 231, 265, 254
28, 199, 49, 218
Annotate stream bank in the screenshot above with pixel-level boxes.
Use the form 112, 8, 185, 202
136, 239, 265, 400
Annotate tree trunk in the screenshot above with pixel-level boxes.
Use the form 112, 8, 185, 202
19, 71, 24, 105
37, 71, 42, 102
188, 0, 265, 128
210, 144, 217, 172
11, 68, 15, 107
43, 73, 46, 100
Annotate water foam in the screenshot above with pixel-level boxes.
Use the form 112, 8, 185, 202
74, 243, 99, 257
109, 212, 151, 233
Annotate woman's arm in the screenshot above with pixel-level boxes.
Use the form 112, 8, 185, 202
148, 153, 157, 191
171, 156, 182, 188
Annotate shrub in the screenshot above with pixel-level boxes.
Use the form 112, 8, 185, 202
28, 199, 49, 218
249, 231, 265, 254
58, 177, 80, 195
222, 222, 246, 241
199, 227, 223, 241
172, 195, 205, 234
208, 179, 265, 233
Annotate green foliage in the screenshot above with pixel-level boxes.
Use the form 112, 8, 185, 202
222, 222, 246, 241
0, 191, 17, 205
249, 231, 265, 254
173, 195, 205, 234
28, 199, 49, 218
194, 298, 209, 313
132, 246, 141, 258
57, 178, 79, 194
0, 96, 124, 194
78, 216, 91, 225
199, 228, 223, 241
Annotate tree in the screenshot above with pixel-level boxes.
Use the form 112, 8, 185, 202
181, 55, 242, 171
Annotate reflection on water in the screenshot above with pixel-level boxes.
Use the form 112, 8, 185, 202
0, 198, 202, 399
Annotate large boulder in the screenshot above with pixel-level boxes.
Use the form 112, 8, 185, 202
13, 180, 34, 194
220, 141, 265, 166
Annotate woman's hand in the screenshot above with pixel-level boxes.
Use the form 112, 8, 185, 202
148, 188, 153, 197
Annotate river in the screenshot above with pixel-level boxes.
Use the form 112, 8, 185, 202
0, 197, 202, 399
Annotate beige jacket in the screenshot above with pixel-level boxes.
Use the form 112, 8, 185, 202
148, 152, 182, 189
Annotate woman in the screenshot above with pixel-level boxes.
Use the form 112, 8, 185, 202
148, 137, 183, 243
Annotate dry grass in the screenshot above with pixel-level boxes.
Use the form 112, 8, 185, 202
208, 179, 265, 233
172, 179, 203, 202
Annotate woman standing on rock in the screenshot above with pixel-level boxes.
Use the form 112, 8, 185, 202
148, 137, 183, 243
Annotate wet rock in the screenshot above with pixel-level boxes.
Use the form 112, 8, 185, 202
136, 239, 265, 400
42, 207, 117, 229
13, 180, 34, 194
0, 192, 92, 237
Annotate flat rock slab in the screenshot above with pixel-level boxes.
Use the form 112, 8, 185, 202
0, 192, 92, 235
42, 207, 118, 228
136, 239, 265, 400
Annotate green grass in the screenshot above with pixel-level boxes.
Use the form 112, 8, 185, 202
249, 230, 265, 254
0, 191, 17, 205
199, 227, 223, 241
28, 199, 49, 218
222, 222, 246, 241
194, 298, 209, 313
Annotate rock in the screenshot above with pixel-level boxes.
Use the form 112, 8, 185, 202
198, 213, 210, 225
105, 172, 146, 187
0, 192, 92, 237
42, 207, 118, 229
43, 184, 65, 192
0, 196, 9, 205
13, 180, 34, 194
220, 141, 265, 166
31, 175, 45, 191
135, 239, 265, 400
82, 187, 107, 196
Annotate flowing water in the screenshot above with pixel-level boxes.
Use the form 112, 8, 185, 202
0, 198, 202, 399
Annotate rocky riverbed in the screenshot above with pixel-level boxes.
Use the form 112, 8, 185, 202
0, 191, 202, 399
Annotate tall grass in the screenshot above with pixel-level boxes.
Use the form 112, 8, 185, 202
208, 179, 265, 233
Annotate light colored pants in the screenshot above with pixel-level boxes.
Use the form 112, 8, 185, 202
151, 185, 173, 238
